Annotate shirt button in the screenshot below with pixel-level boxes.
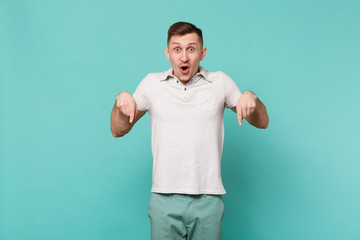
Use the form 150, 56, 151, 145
177, 80, 179, 83
184, 88, 187, 91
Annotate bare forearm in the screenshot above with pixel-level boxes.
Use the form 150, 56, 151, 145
246, 98, 269, 129
231, 91, 269, 129
110, 104, 131, 137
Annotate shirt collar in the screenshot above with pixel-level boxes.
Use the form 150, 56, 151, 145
160, 66, 211, 82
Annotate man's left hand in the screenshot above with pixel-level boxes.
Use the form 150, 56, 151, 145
236, 91, 257, 126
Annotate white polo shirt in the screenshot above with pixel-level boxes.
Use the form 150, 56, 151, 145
133, 66, 242, 194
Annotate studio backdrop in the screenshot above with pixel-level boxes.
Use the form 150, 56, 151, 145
1, 0, 359, 239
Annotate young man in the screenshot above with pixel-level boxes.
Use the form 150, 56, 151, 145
111, 22, 269, 240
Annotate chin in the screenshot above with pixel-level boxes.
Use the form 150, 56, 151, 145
180, 77, 191, 82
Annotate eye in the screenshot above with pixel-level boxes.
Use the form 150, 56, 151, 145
174, 47, 181, 53
188, 47, 195, 53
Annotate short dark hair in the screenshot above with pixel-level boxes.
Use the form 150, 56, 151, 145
167, 22, 203, 46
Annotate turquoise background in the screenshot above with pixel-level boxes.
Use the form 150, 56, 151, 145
1, 0, 360, 239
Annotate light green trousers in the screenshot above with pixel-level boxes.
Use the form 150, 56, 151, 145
148, 193, 225, 240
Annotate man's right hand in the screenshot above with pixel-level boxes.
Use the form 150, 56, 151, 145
115, 91, 137, 123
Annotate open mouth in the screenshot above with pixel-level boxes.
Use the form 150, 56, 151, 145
180, 66, 189, 74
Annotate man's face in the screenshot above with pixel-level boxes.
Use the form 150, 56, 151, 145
165, 33, 207, 84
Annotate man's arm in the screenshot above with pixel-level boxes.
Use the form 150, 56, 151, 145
110, 91, 146, 137
231, 91, 269, 129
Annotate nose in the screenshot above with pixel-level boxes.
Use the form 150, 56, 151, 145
180, 50, 189, 62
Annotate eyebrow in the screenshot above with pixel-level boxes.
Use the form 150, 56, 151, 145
171, 42, 197, 46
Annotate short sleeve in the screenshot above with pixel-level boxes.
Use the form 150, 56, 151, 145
133, 74, 150, 111
222, 72, 242, 108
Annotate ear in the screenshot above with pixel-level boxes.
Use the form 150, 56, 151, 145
164, 47, 170, 60
200, 47, 207, 61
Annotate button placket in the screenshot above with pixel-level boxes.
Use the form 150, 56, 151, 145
183, 85, 189, 100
